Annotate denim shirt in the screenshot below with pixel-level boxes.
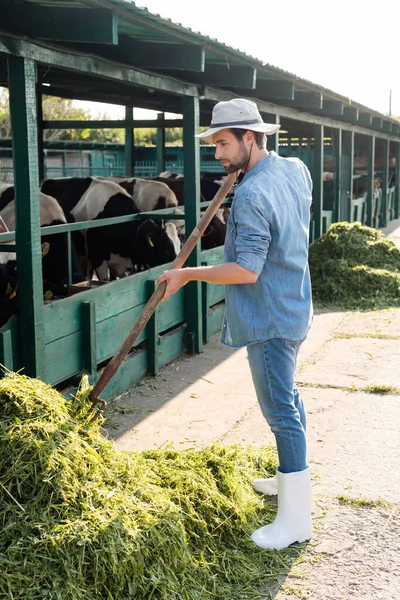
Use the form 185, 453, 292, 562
220, 151, 313, 348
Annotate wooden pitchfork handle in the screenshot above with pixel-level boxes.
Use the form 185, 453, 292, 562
88, 172, 237, 418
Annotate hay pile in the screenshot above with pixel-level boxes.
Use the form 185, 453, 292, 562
309, 222, 400, 308
0, 372, 286, 600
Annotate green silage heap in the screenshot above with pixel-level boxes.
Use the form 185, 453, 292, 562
0, 372, 289, 600
309, 222, 400, 309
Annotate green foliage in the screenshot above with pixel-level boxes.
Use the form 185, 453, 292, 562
0, 89, 124, 143
0, 372, 299, 600
309, 222, 400, 309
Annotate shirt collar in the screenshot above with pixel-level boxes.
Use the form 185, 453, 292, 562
236, 151, 278, 188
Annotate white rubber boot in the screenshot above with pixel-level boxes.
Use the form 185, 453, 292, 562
251, 466, 312, 550
253, 474, 278, 495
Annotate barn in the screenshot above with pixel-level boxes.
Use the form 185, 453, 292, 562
0, 0, 399, 400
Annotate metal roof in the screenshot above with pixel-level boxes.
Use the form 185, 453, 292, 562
0, 0, 399, 136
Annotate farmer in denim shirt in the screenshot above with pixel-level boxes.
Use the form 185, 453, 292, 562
156, 98, 313, 551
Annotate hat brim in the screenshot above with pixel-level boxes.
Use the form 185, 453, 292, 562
195, 123, 281, 144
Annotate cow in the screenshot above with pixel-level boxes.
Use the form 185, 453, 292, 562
40, 177, 179, 280
100, 176, 178, 211
0, 183, 83, 296
156, 171, 228, 204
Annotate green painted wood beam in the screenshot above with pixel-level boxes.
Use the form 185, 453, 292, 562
395, 142, 400, 219
359, 112, 372, 126
156, 112, 166, 175
36, 86, 45, 183
340, 130, 354, 222
65, 39, 205, 72
193, 64, 257, 88
283, 91, 323, 109
81, 301, 97, 383
321, 100, 344, 116
119, 39, 205, 71
7, 57, 45, 378
42, 119, 184, 129
0, 330, 13, 372
255, 80, 294, 100
146, 280, 160, 376
124, 106, 134, 176
1, 2, 118, 45
312, 124, 324, 238
0, 35, 199, 98
366, 135, 375, 227
183, 96, 203, 353
381, 138, 389, 226
372, 117, 383, 129
331, 128, 342, 223
343, 106, 359, 121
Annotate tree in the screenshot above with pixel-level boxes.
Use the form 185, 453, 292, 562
0, 89, 124, 143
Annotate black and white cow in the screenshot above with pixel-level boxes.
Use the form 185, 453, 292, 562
106, 177, 179, 212
0, 183, 83, 296
40, 177, 180, 280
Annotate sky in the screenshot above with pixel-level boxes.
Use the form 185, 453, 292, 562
74, 0, 400, 120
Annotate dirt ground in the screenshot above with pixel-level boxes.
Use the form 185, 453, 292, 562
102, 221, 400, 600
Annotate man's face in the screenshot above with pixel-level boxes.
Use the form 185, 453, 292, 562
213, 129, 250, 174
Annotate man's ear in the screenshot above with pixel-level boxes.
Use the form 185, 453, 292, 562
41, 242, 50, 257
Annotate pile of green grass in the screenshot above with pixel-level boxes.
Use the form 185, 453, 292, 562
309, 222, 400, 309
0, 372, 296, 600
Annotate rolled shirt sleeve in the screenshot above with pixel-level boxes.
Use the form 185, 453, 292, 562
234, 197, 271, 275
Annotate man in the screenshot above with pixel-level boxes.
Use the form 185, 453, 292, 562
156, 98, 313, 551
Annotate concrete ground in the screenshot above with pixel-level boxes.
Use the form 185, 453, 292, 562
103, 220, 400, 600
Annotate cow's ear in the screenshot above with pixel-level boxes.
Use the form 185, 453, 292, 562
41, 242, 51, 257
146, 233, 155, 248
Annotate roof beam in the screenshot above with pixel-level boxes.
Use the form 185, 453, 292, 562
372, 117, 383, 129
0, 2, 118, 45
0, 35, 198, 98
320, 100, 344, 116
202, 64, 257, 88
255, 79, 294, 100
42, 119, 184, 129
64, 39, 205, 72
359, 112, 372, 126
280, 91, 323, 109
118, 39, 205, 71
343, 106, 359, 121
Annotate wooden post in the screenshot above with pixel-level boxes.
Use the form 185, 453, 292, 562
124, 106, 134, 176
340, 130, 354, 223
183, 96, 202, 353
146, 279, 160, 375
332, 128, 342, 223
395, 141, 400, 220
381, 139, 389, 227
156, 112, 166, 175
312, 124, 324, 239
36, 85, 45, 183
366, 135, 375, 227
0, 330, 13, 372
8, 57, 45, 378
82, 301, 97, 383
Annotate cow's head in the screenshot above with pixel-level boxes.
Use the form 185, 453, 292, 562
135, 219, 177, 269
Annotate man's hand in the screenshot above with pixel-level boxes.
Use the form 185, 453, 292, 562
156, 269, 190, 302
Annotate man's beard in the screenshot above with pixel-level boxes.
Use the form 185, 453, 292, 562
221, 143, 250, 174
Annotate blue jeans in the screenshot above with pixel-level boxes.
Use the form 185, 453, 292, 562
247, 337, 307, 474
